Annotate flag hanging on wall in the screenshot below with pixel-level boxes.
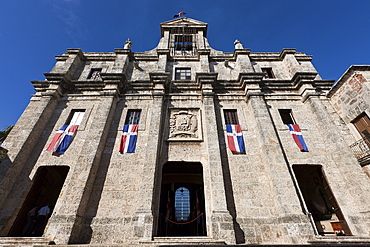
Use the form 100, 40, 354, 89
287, 124, 308, 152
226, 124, 245, 154
46, 111, 84, 154
119, 110, 141, 153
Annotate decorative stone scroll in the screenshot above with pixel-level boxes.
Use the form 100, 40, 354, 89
168, 109, 202, 141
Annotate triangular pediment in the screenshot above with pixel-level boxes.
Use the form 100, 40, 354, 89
161, 17, 207, 26
160, 17, 208, 36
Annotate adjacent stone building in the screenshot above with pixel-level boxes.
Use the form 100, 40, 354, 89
1, 17, 370, 246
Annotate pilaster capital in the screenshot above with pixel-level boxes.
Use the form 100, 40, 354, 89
150, 72, 170, 94
66, 48, 87, 60
233, 49, 251, 58
156, 49, 170, 55
198, 49, 211, 55
292, 71, 317, 88
197, 73, 217, 96
279, 48, 296, 59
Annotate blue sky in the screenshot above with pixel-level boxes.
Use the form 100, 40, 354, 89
1, 0, 370, 130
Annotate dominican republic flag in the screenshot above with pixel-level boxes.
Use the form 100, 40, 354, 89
119, 124, 138, 153
173, 12, 186, 18
287, 124, 308, 152
46, 111, 84, 154
226, 124, 245, 154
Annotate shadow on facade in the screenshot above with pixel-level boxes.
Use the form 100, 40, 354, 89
8, 166, 69, 237
69, 100, 123, 244
0, 100, 66, 237
215, 97, 246, 244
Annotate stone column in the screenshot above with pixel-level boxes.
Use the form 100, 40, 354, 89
132, 73, 169, 241
199, 73, 235, 244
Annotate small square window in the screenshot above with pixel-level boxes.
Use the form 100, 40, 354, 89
261, 68, 275, 79
125, 110, 141, 125
65, 109, 85, 125
278, 109, 295, 124
88, 69, 102, 79
175, 68, 191, 80
224, 110, 239, 125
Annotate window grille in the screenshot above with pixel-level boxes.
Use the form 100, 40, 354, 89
174, 35, 193, 51
125, 110, 141, 125
175, 187, 190, 222
175, 68, 191, 80
224, 110, 239, 125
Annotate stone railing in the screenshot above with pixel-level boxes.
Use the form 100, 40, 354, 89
350, 137, 370, 166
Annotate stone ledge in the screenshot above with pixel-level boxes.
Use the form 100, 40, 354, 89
0, 237, 53, 246
146, 237, 226, 245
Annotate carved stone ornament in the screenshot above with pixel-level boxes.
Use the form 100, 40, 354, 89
168, 109, 201, 140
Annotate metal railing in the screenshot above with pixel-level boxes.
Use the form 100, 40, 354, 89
350, 136, 370, 166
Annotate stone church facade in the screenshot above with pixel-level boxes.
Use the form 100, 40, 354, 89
1, 17, 370, 246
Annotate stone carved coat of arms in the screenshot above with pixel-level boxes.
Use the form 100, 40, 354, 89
169, 109, 200, 140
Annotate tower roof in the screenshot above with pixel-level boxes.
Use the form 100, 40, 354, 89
160, 17, 208, 37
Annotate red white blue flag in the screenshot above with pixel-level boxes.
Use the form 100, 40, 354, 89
226, 124, 245, 154
287, 124, 308, 152
173, 12, 186, 18
119, 111, 141, 153
46, 111, 84, 154
119, 124, 138, 153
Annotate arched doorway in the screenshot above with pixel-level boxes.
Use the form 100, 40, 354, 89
157, 162, 206, 236
8, 166, 69, 237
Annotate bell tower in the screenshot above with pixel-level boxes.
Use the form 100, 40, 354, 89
159, 17, 209, 57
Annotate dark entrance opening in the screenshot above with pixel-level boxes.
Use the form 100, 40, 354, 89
8, 166, 69, 237
157, 162, 206, 237
293, 165, 351, 236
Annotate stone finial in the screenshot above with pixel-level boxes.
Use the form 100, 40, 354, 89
124, 38, 132, 49
234, 39, 244, 49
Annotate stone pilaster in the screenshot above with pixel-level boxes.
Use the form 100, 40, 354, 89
0, 96, 61, 235
200, 73, 235, 244
198, 49, 210, 72
132, 73, 169, 241
234, 49, 254, 74
45, 95, 118, 244
112, 49, 131, 74
244, 77, 313, 236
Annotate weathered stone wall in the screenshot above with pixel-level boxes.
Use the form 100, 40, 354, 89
329, 69, 370, 128
2, 17, 370, 246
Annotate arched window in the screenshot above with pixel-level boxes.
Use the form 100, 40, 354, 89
175, 187, 190, 222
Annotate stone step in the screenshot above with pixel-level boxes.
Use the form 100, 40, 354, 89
307, 235, 370, 246
146, 237, 226, 245
0, 237, 53, 246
